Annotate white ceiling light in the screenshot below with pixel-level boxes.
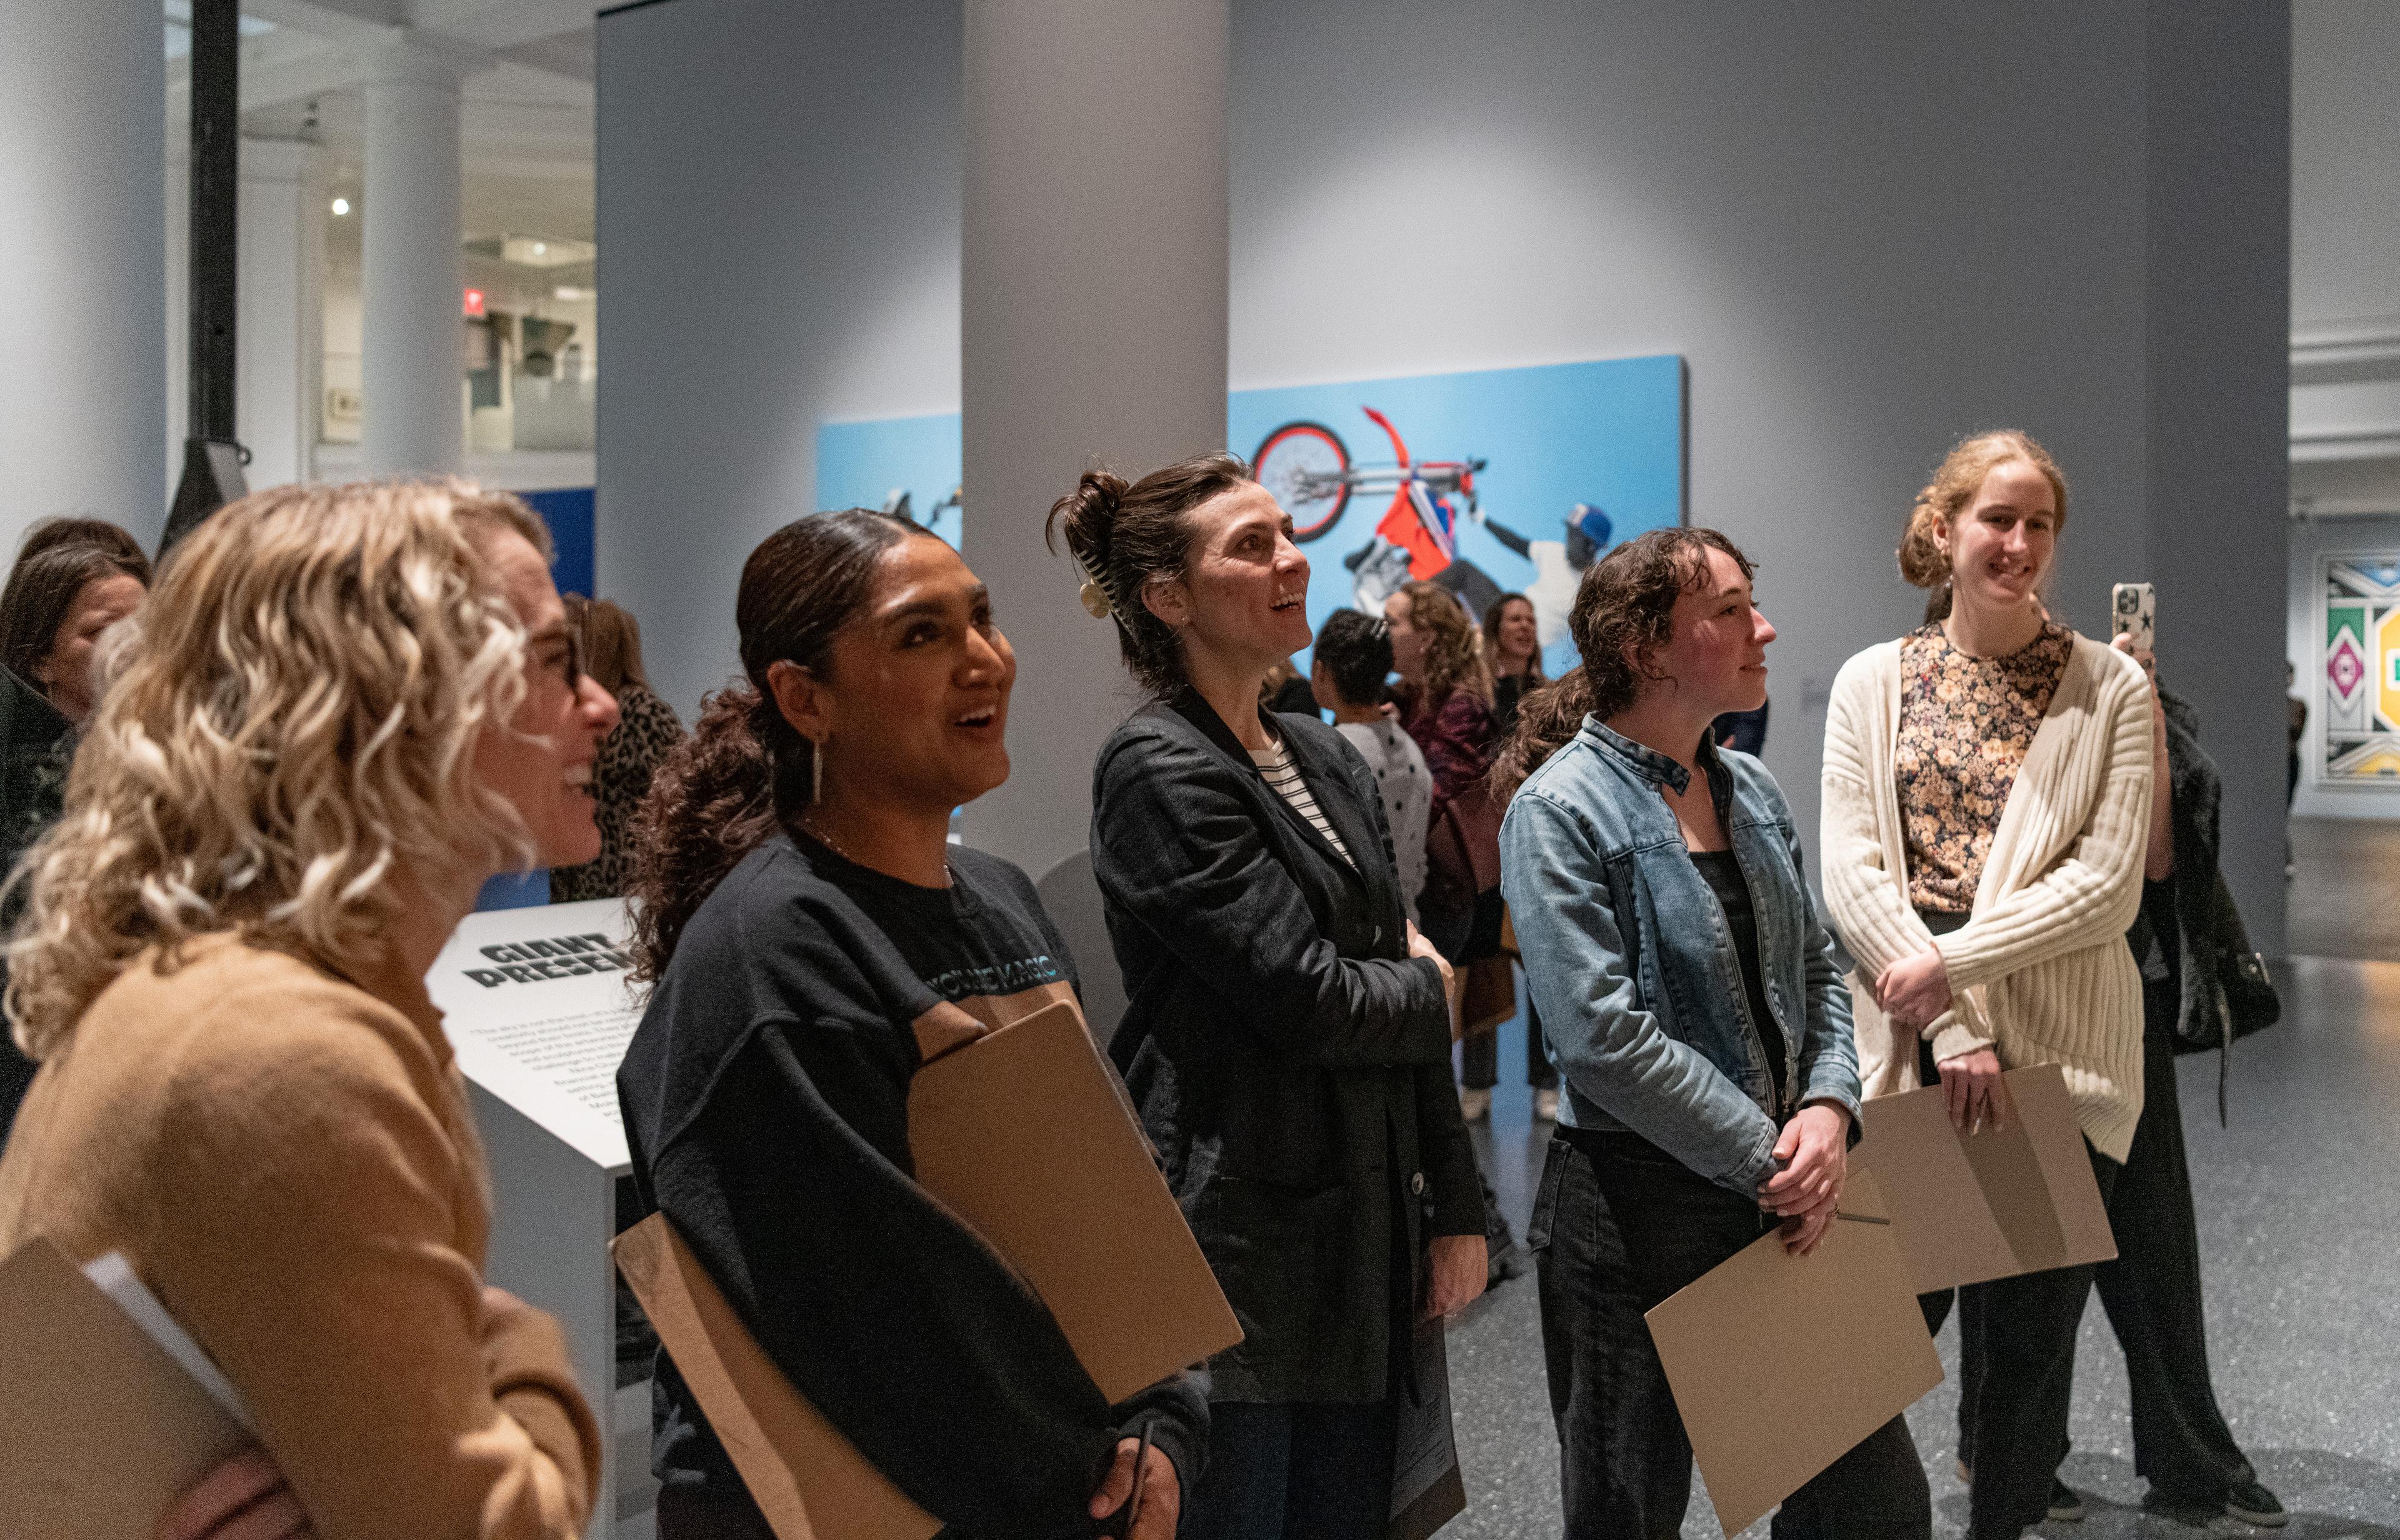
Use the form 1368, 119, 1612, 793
498, 234, 595, 269
330, 196, 351, 217
553, 286, 595, 302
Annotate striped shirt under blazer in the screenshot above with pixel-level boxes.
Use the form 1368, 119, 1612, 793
1821, 630, 2155, 1162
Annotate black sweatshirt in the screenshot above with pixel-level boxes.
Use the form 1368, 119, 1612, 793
617, 832, 1208, 1537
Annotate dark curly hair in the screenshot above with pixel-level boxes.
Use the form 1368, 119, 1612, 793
1568, 527, 1754, 720
1044, 451, 1253, 698
627, 508, 931, 981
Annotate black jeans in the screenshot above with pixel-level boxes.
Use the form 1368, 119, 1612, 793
1181, 1398, 1399, 1540
1460, 991, 1558, 1091
1918, 1139, 2121, 1539
2086, 974, 2256, 1498
1532, 1131, 1931, 1540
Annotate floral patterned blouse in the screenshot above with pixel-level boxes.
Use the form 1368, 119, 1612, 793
1898, 619, 2073, 913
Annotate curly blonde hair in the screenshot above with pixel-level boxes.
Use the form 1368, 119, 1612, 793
5, 479, 550, 1058
1898, 429, 2069, 590
1396, 581, 1492, 710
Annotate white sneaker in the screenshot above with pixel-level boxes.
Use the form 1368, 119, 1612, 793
1459, 1088, 1492, 1122
1533, 1088, 1560, 1122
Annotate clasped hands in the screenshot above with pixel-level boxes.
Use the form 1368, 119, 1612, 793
1758, 1102, 1849, 1257
1874, 944, 2008, 1135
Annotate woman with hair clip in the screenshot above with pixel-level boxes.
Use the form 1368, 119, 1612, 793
616, 509, 1202, 1540
1499, 528, 1926, 1539
1821, 430, 2156, 1540
0, 480, 617, 1540
1054, 454, 1484, 1540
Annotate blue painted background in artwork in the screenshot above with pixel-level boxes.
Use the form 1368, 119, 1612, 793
819, 414, 965, 549
813, 354, 1683, 678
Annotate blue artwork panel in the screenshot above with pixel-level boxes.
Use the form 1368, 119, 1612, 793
812, 356, 1684, 678
1231, 356, 1682, 677
818, 413, 964, 549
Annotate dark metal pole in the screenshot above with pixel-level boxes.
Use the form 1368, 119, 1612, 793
162, 0, 248, 556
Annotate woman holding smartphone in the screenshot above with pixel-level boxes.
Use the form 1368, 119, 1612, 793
618, 509, 1201, 1540
1056, 453, 1484, 1540
1501, 528, 1927, 1539
1820, 430, 2154, 1540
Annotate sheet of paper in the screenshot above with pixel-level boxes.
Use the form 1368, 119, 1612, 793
906, 998, 1244, 1404
83, 1251, 252, 1429
1644, 1171, 1942, 1537
612, 1214, 937, 1540
1388, 1317, 1466, 1540
1855, 1062, 2118, 1294
425, 897, 643, 1168
0, 1236, 252, 1539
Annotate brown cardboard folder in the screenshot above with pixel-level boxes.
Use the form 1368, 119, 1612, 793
1644, 1170, 1942, 1538
0, 1236, 252, 1539
1856, 1062, 2118, 1294
614, 998, 1242, 1539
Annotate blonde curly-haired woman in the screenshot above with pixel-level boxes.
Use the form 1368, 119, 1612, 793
1820, 431, 2154, 1540
0, 481, 619, 1540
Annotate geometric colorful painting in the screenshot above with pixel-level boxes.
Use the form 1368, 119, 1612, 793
2319, 552, 2400, 782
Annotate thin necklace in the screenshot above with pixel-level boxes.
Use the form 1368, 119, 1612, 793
800, 812, 952, 888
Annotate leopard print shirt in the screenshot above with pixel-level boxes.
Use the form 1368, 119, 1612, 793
551, 680, 687, 904
1896, 619, 2072, 914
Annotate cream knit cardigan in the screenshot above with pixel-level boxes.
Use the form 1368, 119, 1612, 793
1820, 631, 2154, 1161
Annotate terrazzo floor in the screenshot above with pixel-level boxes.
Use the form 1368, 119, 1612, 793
1437, 950, 2400, 1539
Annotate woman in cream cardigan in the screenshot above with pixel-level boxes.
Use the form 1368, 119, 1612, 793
1821, 431, 2154, 1540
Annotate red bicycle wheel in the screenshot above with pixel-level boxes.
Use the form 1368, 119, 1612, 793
1252, 421, 1351, 541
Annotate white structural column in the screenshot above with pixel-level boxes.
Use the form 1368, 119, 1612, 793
168, 139, 327, 493
239, 139, 328, 492
959, 0, 1230, 876
0, 4, 166, 546
362, 34, 483, 479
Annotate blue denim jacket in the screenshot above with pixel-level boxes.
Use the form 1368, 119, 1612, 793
1501, 718, 1861, 1196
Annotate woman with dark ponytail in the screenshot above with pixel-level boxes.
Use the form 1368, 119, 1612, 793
617, 510, 1202, 1539
1056, 455, 1484, 1540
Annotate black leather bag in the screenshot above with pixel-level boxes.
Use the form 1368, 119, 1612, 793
2172, 870, 2280, 1058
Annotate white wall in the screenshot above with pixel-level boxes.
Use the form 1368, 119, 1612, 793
597, 0, 962, 716
2293, 0, 2400, 333
0, 2, 166, 552
2290, 0, 2400, 513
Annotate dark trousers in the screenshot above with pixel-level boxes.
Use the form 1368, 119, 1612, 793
1532, 1131, 1930, 1540
1181, 1398, 1399, 1540
1919, 1141, 2121, 1539
1460, 994, 1558, 1091
2088, 982, 2255, 1498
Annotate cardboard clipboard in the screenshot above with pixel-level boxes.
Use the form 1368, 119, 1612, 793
1856, 1062, 2118, 1294
904, 999, 1242, 1402
1644, 1171, 1942, 1537
616, 998, 1241, 1539
0, 1236, 253, 1539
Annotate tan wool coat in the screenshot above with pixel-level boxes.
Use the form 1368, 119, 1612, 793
0, 932, 601, 1540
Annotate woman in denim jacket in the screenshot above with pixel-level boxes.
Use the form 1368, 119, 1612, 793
1498, 529, 1930, 1540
